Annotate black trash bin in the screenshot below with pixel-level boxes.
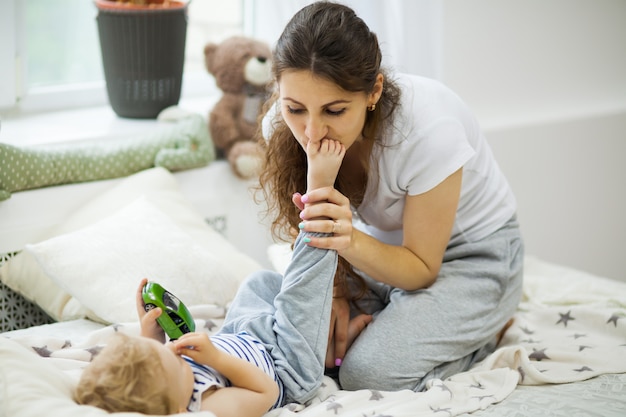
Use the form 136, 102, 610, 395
95, 0, 189, 119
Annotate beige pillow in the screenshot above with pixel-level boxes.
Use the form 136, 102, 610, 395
0, 167, 261, 322
25, 198, 240, 324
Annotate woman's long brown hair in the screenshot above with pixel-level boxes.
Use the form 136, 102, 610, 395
256, 1, 401, 304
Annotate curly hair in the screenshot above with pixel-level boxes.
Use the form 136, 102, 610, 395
257, 1, 401, 302
74, 333, 175, 415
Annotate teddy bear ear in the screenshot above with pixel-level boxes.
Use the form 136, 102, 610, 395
204, 43, 219, 73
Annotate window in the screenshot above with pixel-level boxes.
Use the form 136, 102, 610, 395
0, 0, 244, 115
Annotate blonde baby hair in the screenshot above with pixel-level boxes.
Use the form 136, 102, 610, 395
75, 332, 176, 415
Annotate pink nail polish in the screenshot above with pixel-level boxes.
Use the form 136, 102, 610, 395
301, 194, 309, 203
335, 358, 342, 367
299, 211, 305, 219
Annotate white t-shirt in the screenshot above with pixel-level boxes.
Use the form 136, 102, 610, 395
262, 73, 517, 248
185, 332, 284, 412
355, 73, 516, 247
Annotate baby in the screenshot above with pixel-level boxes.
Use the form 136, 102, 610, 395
75, 140, 348, 417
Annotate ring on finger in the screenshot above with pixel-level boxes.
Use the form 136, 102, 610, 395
332, 221, 340, 234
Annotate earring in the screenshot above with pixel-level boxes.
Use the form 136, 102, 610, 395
367, 104, 376, 111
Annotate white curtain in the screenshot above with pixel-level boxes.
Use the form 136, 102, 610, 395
243, 0, 442, 79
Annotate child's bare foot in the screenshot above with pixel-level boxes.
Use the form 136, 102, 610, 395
306, 139, 346, 193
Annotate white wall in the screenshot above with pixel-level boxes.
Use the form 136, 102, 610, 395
440, 0, 626, 281
247, 0, 626, 281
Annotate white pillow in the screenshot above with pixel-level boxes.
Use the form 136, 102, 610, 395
267, 242, 292, 275
0, 337, 195, 417
0, 167, 262, 322
25, 198, 241, 325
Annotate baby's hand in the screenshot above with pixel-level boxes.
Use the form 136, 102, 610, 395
173, 333, 218, 365
136, 278, 165, 343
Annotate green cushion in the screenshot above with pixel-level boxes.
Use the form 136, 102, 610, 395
0, 114, 214, 201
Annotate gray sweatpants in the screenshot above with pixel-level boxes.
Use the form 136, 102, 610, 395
219, 231, 337, 404
339, 215, 524, 392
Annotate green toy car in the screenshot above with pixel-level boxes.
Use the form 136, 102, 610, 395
142, 282, 195, 340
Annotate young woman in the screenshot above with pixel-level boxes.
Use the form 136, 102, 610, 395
259, 1, 524, 392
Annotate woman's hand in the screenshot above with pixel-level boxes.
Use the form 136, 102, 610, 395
325, 295, 372, 368
135, 278, 165, 343
325, 295, 349, 367
293, 187, 353, 251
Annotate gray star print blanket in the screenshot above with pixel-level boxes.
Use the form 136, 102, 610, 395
1, 256, 625, 417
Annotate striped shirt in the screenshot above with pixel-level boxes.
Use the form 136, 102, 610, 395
185, 332, 285, 412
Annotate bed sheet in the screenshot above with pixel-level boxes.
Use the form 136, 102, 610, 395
1, 256, 625, 417
457, 372, 626, 417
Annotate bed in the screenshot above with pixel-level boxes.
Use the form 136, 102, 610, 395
1, 163, 625, 417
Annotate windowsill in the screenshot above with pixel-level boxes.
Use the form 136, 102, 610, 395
0, 95, 218, 148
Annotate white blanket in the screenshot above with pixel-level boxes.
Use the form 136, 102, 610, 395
1, 257, 625, 417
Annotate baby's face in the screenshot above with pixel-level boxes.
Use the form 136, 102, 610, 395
146, 338, 195, 413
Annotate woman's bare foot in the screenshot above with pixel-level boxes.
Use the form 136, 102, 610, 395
306, 139, 346, 193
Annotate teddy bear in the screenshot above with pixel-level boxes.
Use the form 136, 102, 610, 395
204, 36, 272, 179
